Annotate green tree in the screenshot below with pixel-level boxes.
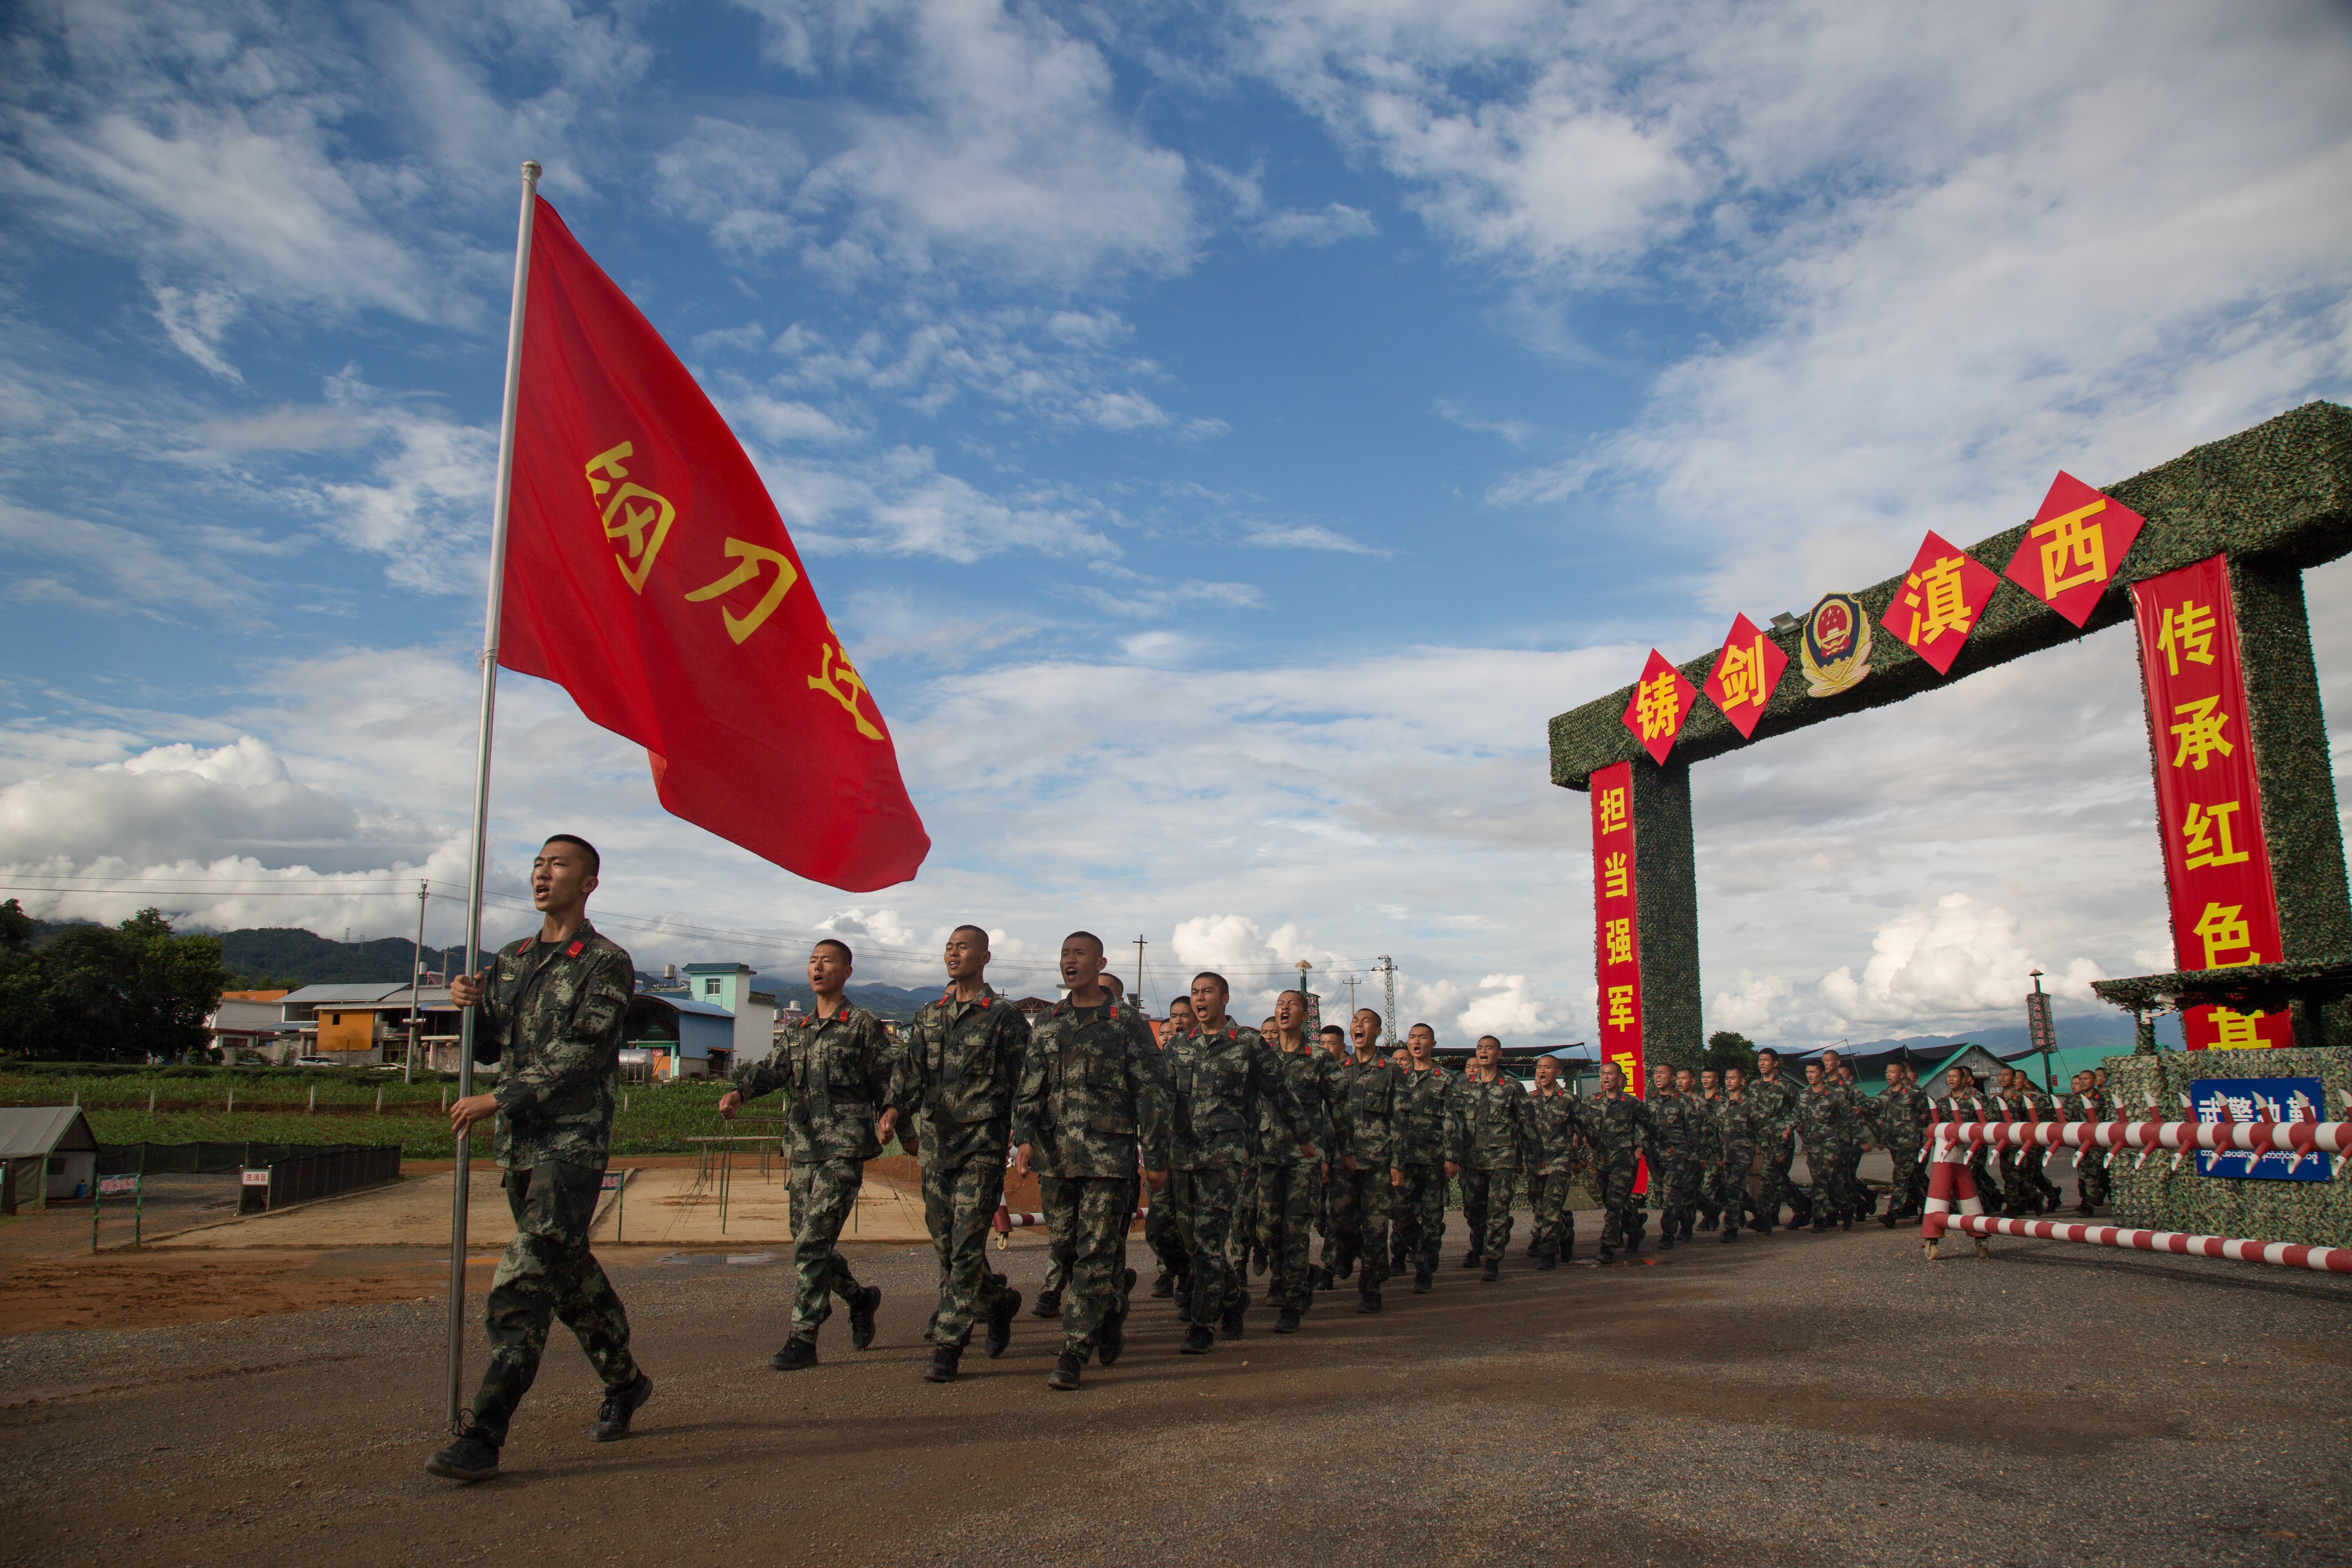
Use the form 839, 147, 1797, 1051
1703, 1029, 1758, 1078
3, 907, 227, 1062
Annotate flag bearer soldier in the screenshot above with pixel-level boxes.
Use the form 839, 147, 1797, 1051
719, 938, 890, 1371
1876, 1062, 1931, 1226
1522, 1054, 1580, 1267
1746, 1048, 1810, 1229
1451, 1035, 1526, 1281
884, 925, 1031, 1381
1312, 1023, 1353, 1291
430, 835, 651, 1483
1715, 1066, 1762, 1242
1258, 990, 1337, 1333
1013, 933, 1171, 1390
1335, 1009, 1397, 1312
2062, 1069, 2113, 1216
1693, 1067, 1724, 1232
1165, 973, 1310, 1352
1390, 1023, 1457, 1294
1145, 995, 1195, 1300
1578, 1062, 1652, 1262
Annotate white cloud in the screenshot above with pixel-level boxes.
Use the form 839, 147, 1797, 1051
1816, 893, 2105, 1028
1253, 202, 1377, 248
150, 283, 243, 381
1239, 522, 1388, 555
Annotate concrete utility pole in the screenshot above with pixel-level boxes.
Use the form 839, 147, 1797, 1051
1134, 937, 1147, 1005
405, 880, 426, 1083
1376, 956, 1398, 1050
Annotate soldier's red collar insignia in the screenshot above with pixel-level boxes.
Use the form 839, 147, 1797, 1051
565, 939, 584, 957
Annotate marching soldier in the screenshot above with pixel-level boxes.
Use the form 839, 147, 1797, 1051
1579, 1062, 1651, 1262
1875, 1062, 1931, 1226
1258, 990, 1336, 1334
1931, 1067, 2003, 1212
719, 937, 889, 1371
1796, 1060, 1851, 1229
1522, 1054, 1580, 1267
429, 835, 651, 1483
1715, 1065, 1762, 1242
1012, 933, 1171, 1390
1452, 1035, 1525, 1281
1746, 1048, 1809, 1229
1312, 1023, 1352, 1291
1651, 1066, 1702, 1247
1165, 973, 1310, 1352
2063, 1069, 2113, 1216
1389, 1023, 1456, 1293
1822, 1051, 1874, 1219
1145, 995, 1196, 1300
1337, 1009, 1398, 1312
1693, 1067, 1724, 1232
890, 925, 1031, 1382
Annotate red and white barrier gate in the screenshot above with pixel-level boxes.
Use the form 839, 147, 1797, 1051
1920, 1118, 2352, 1273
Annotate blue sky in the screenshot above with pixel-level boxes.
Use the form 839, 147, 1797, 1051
3, 0, 2348, 1046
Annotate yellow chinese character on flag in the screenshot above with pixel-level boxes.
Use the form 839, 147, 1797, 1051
2156, 599, 2217, 677
1635, 669, 1681, 740
2207, 1007, 2270, 1049
1601, 851, 1629, 900
2031, 499, 2109, 598
1605, 984, 1636, 1033
2191, 901, 2260, 970
1597, 787, 1628, 836
2007, 472, 2144, 627
1604, 917, 1633, 967
2168, 696, 2233, 771
1902, 556, 1975, 648
2182, 800, 2250, 869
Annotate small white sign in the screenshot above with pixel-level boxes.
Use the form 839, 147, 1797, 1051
241, 1169, 270, 1186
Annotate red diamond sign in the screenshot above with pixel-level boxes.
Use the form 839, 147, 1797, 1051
1882, 531, 1998, 675
1701, 612, 1788, 739
1621, 648, 1696, 764
2004, 470, 2145, 628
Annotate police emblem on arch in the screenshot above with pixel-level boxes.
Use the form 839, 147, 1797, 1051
1800, 591, 1873, 697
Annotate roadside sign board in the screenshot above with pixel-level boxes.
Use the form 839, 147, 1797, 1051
2192, 1077, 2328, 1181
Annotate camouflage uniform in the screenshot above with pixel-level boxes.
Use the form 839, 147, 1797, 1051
1143, 1025, 1188, 1290
1744, 1070, 1809, 1227
1713, 1089, 1762, 1233
1795, 1086, 1853, 1223
1875, 1081, 1931, 1219
1332, 1053, 1396, 1294
466, 922, 640, 1446
1389, 1062, 1453, 1280
1646, 1088, 1702, 1240
1691, 1090, 1724, 1229
733, 998, 893, 1342
892, 983, 1028, 1350
1165, 1021, 1307, 1330
2063, 1087, 2114, 1211
1311, 1046, 1350, 1279
1521, 1083, 1580, 1263
1931, 1094, 2003, 1211
1450, 1070, 1525, 1265
1577, 1088, 1652, 1253
2003, 1087, 2062, 1214
1255, 1038, 1334, 1312
1015, 994, 1171, 1363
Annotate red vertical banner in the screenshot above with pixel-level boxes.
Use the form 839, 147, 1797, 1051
2130, 556, 2287, 1049
1590, 760, 1648, 1191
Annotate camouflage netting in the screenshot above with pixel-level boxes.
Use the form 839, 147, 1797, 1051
2103, 1048, 2351, 1248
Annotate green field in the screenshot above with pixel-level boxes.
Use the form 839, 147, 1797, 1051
0, 1065, 753, 1160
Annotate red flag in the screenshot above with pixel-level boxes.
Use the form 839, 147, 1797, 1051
498, 199, 929, 890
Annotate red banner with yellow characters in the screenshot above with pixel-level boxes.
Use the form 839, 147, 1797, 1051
1589, 760, 1648, 1191
2129, 556, 2287, 1049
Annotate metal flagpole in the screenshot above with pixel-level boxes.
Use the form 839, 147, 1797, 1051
405, 879, 425, 1084
447, 158, 541, 1428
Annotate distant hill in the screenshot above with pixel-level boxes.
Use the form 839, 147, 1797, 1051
640, 978, 939, 1023
215, 928, 445, 987
1834, 1010, 2182, 1058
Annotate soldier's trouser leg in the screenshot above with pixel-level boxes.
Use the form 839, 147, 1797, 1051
1889, 1144, 1924, 1215
1234, 1169, 1261, 1261
1145, 1178, 1186, 1278
1804, 1142, 1839, 1221
1325, 1161, 1362, 1274
1528, 1171, 1568, 1259
1356, 1172, 1391, 1290
1257, 1162, 1315, 1308
1040, 1174, 1130, 1361
1459, 1168, 1491, 1260
1698, 1161, 1722, 1225
924, 1156, 1008, 1349
1764, 1140, 1808, 1224
1592, 1156, 1638, 1251
788, 1156, 864, 1339
1390, 1165, 1440, 1276
1176, 1165, 1244, 1325
1314, 1159, 1338, 1269
471, 1162, 636, 1446
1971, 1151, 2005, 1210
2079, 1154, 2111, 1208
1391, 1176, 1418, 1270
1472, 1166, 1515, 1261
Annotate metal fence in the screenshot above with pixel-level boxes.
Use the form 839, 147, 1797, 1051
98, 1140, 394, 1176
238, 1144, 403, 1212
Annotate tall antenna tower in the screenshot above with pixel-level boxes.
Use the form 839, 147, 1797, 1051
1375, 955, 1397, 1049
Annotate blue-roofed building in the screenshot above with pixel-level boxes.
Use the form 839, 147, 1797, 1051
626, 962, 778, 1080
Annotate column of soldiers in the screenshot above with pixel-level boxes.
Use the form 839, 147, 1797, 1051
425, 847, 2120, 1484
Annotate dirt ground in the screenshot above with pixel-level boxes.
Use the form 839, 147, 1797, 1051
2, 1198, 2348, 1568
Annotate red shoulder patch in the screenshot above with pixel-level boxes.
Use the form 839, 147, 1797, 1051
566, 939, 585, 958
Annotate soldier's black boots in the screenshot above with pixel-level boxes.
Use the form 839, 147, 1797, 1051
1251, 1245, 1269, 1276
1274, 1306, 1302, 1334
1841, 1216, 1853, 1231
1098, 1305, 1127, 1367
984, 1291, 1022, 1358
1355, 1289, 1381, 1313
1880, 1210, 1899, 1229
1411, 1272, 1432, 1294
924, 1343, 962, 1383
1337, 1256, 1356, 1280
1460, 1250, 1481, 1269
591, 1371, 654, 1442
425, 1428, 500, 1483
1181, 1323, 1216, 1355
1031, 1288, 1061, 1319
1313, 1265, 1335, 1292
1047, 1352, 1083, 1391
1597, 1245, 1615, 1263
2076, 1200, 2094, 1217
1698, 1217, 1717, 1233
1480, 1260, 1500, 1282
849, 1285, 882, 1351
1679, 1222, 1694, 1244
1535, 1253, 1556, 1272
1626, 1231, 1643, 1255
1810, 1217, 1827, 1233
1721, 1224, 1737, 1243
1218, 1302, 1246, 1339
769, 1336, 818, 1371
1659, 1232, 1675, 1251
1150, 1270, 1176, 1299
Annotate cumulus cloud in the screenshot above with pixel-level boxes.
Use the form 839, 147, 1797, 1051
1815, 893, 2105, 1028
